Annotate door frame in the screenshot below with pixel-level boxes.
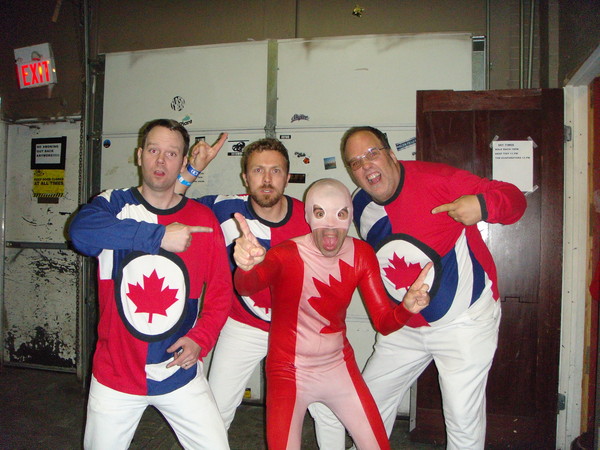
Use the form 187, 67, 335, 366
0, 120, 7, 367
559, 43, 600, 449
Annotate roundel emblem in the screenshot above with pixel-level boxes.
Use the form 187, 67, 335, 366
375, 233, 440, 303
115, 250, 189, 342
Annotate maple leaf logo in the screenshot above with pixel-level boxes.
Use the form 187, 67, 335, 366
308, 260, 354, 334
127, 269, 179, 323
383, 253, 424, 291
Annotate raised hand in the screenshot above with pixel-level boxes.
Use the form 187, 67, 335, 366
402, 262, 432, 314
233, 212, 266, 271
188, 132, 229, 173
160, 222, 213, 253
431, 194, 482, 226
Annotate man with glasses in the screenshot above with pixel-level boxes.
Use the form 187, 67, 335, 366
321, 126, 527, 450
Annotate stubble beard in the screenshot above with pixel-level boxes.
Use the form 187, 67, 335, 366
250, 186, 283, 208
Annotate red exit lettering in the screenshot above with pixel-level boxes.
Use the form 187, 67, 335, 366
19, 60, 52, 87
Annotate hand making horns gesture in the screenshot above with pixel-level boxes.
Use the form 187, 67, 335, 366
187, 132, 229, 172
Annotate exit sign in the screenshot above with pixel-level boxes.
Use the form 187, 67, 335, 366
14, 43, 57, 89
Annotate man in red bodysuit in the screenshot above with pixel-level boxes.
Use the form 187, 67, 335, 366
233, 178, 432, 450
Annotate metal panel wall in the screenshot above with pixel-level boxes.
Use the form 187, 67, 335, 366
102, 41, 270, 135
276, 33, 473, 129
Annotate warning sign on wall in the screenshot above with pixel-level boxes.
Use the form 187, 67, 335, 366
32, 169, 64, 199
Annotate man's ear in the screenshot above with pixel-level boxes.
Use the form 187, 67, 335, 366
242, 173, 248, 187
136, 147, 142, 166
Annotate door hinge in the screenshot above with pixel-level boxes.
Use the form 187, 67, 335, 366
557, 393, 566, 413
564, 125, 572, 142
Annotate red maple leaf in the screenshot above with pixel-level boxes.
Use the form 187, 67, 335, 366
127, 269, 180, 323
383, 253, 424, 290
308, 260, 354, 334
250, 288, 271, 315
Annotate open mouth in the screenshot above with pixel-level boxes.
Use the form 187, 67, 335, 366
321, 231, 339, 250
366, 172, 381, 185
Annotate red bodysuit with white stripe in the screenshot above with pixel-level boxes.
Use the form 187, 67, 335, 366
235, 233, 414, 449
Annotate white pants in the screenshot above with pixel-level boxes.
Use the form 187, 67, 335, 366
365, 296, 501, 450
316, 296, 501, 450
84, 368, 228, 450
208, 318, 269, 429
208, 318, 346, 449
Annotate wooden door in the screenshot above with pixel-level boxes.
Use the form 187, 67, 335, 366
412, 89, 563, 448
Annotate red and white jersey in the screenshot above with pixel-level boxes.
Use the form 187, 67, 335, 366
353, 160, 527, 328
69, 188, 232, 395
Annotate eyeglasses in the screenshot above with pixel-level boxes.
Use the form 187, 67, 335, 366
346, 147, 388, 171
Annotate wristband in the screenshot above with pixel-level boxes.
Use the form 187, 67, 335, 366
177, 174, 192, 186
186, 164, 201, 177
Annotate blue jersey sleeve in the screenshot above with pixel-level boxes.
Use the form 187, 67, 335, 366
69, 191, 165, 257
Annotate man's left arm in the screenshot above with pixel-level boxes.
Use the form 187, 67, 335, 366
183, 212, 233, 358
432, 169, 527, 226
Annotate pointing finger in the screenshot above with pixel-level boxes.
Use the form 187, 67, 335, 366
188, 226, 213, 233
212, 132, 229, 151
234, 213, 256, 241
431, 202, 456, 215
234, 213, 249, 235
411, 262, 433, 289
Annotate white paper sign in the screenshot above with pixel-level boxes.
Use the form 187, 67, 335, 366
35, 142, 62, 165
492, 140, 533, 192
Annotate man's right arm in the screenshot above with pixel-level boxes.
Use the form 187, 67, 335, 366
69, 193, 208, 256
69, 192, 165, 257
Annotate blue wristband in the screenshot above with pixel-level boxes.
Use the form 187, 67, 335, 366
186, 164, 201, 177
177, 174, 192, 186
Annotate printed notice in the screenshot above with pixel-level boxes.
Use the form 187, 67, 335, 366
31, 136, 66, 170
492, 140, 533, 192
33, 169, 64, 198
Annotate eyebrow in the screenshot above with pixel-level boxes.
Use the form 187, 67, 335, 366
251, 164, 284, 169
145, 141, 182, 152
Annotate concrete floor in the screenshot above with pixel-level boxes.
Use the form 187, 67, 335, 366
0, 365, 443, 449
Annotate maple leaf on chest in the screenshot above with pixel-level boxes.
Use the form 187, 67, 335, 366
127, 269, 180, 323
308, 260, 354, 334
383, 253, 423, 291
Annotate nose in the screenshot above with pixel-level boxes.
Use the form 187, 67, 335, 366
324, 213, 337, 228
360, 158, 375, 170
